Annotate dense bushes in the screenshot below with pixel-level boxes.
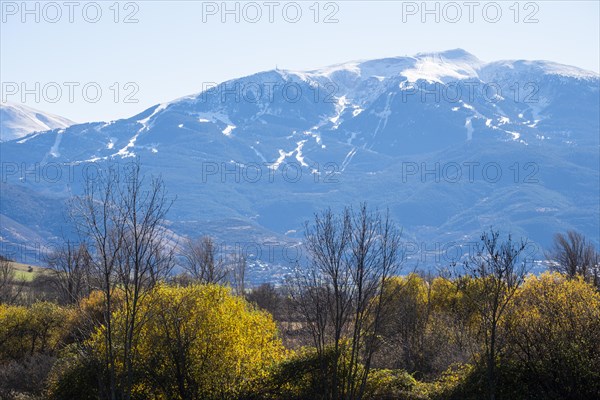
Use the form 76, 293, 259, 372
376, 275, 476, 377
501, 273, 600, 399
0, 302, 71, 398
1, 273, 599, 399
48, 284, 286, 400
0, 302, 70, 360
259, 348, 420, 400
260, 346, 347, 400
359, 272, 600, 400
258, 347, 473, 400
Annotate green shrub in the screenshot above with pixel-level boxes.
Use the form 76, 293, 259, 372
363, 369, 419, 400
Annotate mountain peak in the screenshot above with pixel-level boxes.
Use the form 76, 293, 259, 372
0, 102, 75, 142
400, 49, 482, 83
279, 49, 484, 85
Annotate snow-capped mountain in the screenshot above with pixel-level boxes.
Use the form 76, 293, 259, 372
0, 102, 75, 142
1, 49, 598, 282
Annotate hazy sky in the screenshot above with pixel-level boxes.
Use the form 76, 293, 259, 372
1, 0, 599, 122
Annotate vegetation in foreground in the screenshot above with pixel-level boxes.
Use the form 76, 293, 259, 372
1, 161, 598, 400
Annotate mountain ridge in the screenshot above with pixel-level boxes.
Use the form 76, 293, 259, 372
0, 102, 75, 142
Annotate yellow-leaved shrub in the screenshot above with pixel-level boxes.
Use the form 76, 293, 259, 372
87, 284, 286, 399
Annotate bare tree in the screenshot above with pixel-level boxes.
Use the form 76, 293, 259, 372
181, 236, 227, 284
45, 241, 92, 304
456, 229, 530, 400
346, 205, 402, 400
546, 230, 599, 288
288, 204, 402, 400
288, 206, 352, 399
0, 258, 23, 304
70, 159, 174, 400
114, 161, 175, 400
71, 163, 125, 400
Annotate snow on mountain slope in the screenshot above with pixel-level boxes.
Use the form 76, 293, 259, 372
400, 49, 483, 83
0, 102, 75, 142
3, 49, 598, 175
288, 49, 597, 90
1, 49, 598, 281
479, 59, 599, 81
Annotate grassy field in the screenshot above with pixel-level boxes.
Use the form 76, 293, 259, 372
8, 261, 47, 282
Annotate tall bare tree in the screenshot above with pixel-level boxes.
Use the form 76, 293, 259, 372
70, 164, 123, 400
457, 230, 530, 400
70, 159, 174, 400
288, 204, 402, 400
346, 205, 402, 400
288, 206, 351, 399
115, 162, 175, 400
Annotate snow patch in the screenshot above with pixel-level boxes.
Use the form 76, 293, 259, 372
287, 61, 361, 80
271, 148, 294, 170
137, 103, 167, 129
372, 92, 395, 138
222, 125, 236, 137
115, 132, 140, 158
271, 140, 309, 169
401, 52, 480, 83
114, 103, 167, 158
465, 118, 473, 140
303, 118, 329, 149
329, 96, 349, 130
250, 146, 267, 163
42, 129, 65, 163
16, 132, 42, 144
295, 140, 308, 167
341, 148, 357, 171
506, 131, 520, 140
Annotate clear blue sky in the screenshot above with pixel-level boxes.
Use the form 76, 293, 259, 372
2, 0, 599, 122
